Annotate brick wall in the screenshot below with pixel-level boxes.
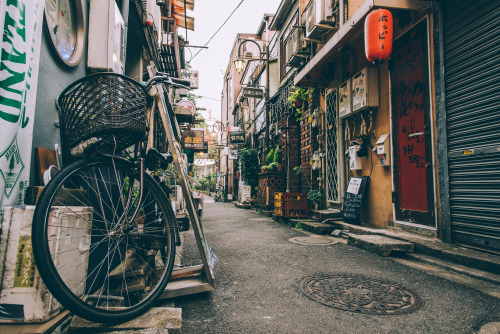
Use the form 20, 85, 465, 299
300, 90, 320, 194
278, 116, 301, 192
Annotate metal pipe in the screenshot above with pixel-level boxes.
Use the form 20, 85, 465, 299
285, 112, 293, 192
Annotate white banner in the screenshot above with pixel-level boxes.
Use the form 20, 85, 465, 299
0, 0, 45, 211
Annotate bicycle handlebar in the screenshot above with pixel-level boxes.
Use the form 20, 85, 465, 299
145, 72, 191, 92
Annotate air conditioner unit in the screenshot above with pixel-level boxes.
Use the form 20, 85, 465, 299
285, 27, 309, 67
305, 0, 338, 39
88, 0, 125, 74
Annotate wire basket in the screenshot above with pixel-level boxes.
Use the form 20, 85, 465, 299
57, 73, 149, 159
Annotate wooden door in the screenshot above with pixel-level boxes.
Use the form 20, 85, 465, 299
391, 19, 434, 226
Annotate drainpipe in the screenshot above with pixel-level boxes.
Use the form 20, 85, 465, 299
286, 112, 293, 192
121, 0, 130, 67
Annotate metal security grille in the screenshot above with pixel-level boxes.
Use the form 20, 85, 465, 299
326, 89, 339, 203
443, 0, 500, 251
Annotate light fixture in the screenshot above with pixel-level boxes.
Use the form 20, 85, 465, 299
234, 56, 245, 73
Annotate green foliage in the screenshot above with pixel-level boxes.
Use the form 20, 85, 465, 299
273, 145, 282, 164
266, 147, 275, 165
294, 221, 303, 230
307, 189, 322, 208
288, 87, 315, 121
293, 165, 302, 179
261, 162, 278, 172
198, 173, 217, 192
239, 148, 259, 187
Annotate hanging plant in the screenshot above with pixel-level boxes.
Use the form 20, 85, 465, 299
288, 87, 315, 121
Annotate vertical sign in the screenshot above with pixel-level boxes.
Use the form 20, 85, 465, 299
0, 0, 45, 213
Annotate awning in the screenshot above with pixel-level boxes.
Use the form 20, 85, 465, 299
294, 0, 431, 87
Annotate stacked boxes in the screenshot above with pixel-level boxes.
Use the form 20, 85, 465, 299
274, 193, 308, 218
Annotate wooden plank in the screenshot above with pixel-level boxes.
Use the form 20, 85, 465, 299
0, 310, 70, 334
34, 147, 58, 186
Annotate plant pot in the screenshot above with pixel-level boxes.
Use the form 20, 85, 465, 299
294, 100, 302, 108
277, 164, 283, 172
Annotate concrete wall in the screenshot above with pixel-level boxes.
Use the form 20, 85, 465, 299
31, 2, 90, 185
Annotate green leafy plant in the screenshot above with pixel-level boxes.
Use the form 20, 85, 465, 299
261, 162, 278, 172
266, 147, 275, 165
294, 221, 303, 230
307, 189, 322, 209
239, 148, 259, 188
273, 145, 282, 164
288, 87, 315, 121
293, 166, 302, 180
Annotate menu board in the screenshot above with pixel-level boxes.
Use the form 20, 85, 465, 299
342, 176, 369, 225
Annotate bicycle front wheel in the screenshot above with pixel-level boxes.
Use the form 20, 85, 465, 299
32, 156, 176, 323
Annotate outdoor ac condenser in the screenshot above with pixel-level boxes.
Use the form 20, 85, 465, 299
88, 0, 125, 74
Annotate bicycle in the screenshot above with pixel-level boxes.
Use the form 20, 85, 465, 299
31, 71, 191, 323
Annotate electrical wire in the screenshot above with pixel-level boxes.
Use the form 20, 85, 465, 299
189, 0, 246, 62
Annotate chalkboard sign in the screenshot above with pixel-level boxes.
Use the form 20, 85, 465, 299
342, 176, 370, 225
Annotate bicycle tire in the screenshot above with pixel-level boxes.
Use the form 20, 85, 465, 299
32, 156, 176, 323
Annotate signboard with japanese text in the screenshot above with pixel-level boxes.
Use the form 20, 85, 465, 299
182, 130, 204, 150
180, 69, 199, 89
229, 131, 245, 145
0, 0, 45, 213
242, 87, 264, 99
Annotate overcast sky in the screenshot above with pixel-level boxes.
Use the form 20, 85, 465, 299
180, 0, 282, 122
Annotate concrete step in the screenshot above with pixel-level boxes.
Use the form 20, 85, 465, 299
398, 253, 500, 285
298, 220, 337, 235
258, 209, 274, 217
67, 307, 182, 334
328, 220, 500, 276
347, 234, 414, 257
309, 209, 342, 221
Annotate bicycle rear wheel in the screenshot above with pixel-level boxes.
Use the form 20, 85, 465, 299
32, 156, 176, 323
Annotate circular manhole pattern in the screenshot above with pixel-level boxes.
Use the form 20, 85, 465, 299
289, 237, 338, 245
299, 274, 423, 315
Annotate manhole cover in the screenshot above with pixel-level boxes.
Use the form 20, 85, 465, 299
299, 274, 423, 315
289, 237, 338, 245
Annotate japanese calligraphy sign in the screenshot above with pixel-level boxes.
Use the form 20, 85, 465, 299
14, 236, 35, 288
229, 131, 245, 145
182, 130, 204, 150
0, 0, 45, 212
180, 69, 199, 89
365, 9, 393, 62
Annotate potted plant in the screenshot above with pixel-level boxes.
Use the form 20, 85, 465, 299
307, 189, 322, 210
239, 148, 259, 189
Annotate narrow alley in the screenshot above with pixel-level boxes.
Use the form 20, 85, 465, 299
175, 199, 500, 334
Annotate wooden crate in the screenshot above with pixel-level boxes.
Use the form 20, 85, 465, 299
256, 172, 285, 209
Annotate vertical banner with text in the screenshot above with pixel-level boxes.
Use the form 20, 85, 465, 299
0, 0, 45, 212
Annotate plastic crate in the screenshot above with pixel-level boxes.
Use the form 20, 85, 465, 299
274, 192, 308, 218
283, 201, 308, 218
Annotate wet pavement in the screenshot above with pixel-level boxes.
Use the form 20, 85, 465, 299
172, 198, 500, 333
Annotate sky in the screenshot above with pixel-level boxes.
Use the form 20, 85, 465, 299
179, 0, 282, 123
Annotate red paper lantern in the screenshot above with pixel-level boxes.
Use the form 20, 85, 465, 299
365, 9, 393, 62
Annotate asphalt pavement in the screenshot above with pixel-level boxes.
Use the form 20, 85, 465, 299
173, 198, 500, 334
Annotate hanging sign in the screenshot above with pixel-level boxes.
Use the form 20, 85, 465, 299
229, 131, 245, 145
365, 9, 393, 62
182, 130, 204, 150
242, 87, 264, 99
177, 99, 196, 116
0, 0, 45, 213
180, 69, 199, 89
228, 148, 238, 160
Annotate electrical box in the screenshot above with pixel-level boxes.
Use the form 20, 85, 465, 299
375, 134, 390, 166
349, 145, 362, 170
352, 67, 379, 113
339, 79, 352, 119
88, 0, 125, 74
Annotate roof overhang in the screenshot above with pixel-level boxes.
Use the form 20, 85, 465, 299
269, 0, 294, 31
294, 0, 432, 87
